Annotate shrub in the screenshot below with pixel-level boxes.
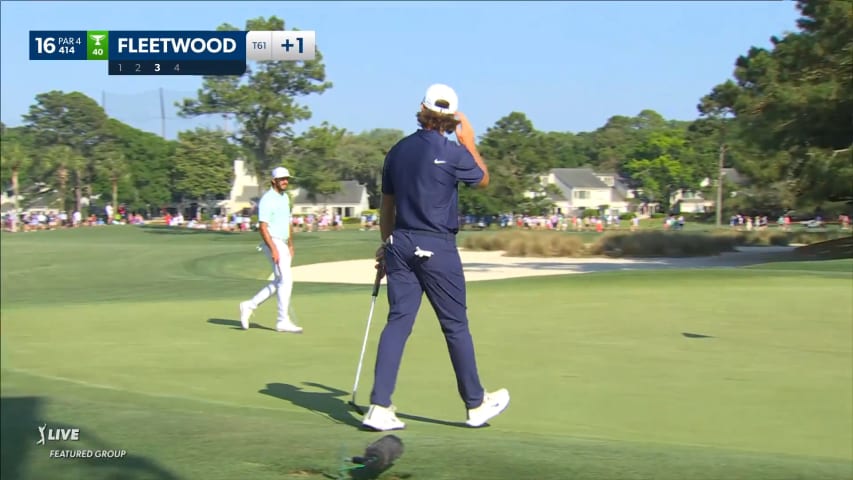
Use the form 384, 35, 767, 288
720, 230, 789, 247
788, 230, 851, 245
589, 231, 738, 257
462, 233, 501, 251
461, 229, 839, 259
721, 229, 852, 247
462, 231, 587, 257
619, 212, 635, 221
767, 233, 790, 246
547, 233, 586, 257
343, 217, 362, 225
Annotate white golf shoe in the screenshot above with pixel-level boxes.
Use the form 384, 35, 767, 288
239, 301, 254, 330
362, 405, 406, 431
275, 320, 303, 334
466, 388, 510, 427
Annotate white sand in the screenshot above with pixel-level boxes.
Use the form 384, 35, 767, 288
280, 246, 796, 285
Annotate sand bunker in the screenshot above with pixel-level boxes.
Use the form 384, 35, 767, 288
284, 247, 796, 285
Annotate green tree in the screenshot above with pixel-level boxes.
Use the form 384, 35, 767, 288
0, 140, 32, 213
798, 147, 853, 203
459, 183, 504, 217
69, 150, 88, 214
22, 91, 107, 154
336, 129, 404, 208
172, 128, 236, 215
623, 130, 694, 213
532, 131, 586, 169
177, 16, 332, 183
40, 145, 84, 213
472, 112, 549, 214
700, 0, 853, 202
697, 78, 746, 224
99, 119, 176, 214
290, 122, 346, 202
725, 181, 798, 217
588, 115, 643, 172
93, 144, 130, 219
22, 91, 109, 207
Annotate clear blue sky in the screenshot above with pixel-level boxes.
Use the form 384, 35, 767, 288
1, 1, 800, 139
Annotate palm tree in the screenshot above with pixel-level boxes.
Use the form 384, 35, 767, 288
42, 145, 83, 214
94, 147, 129, 219
68, 155, 91, 212
0, 141, 32, 216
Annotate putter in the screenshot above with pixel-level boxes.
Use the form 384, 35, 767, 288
349, 267, 383, 415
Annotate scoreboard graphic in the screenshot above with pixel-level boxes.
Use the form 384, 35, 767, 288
29, 30, 316, 75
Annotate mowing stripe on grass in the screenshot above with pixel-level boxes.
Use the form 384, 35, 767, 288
2, 367, 348, 422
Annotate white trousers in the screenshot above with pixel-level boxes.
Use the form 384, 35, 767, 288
250, 237, 293, 323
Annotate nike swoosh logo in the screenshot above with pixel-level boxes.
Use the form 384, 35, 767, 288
434, 159, 446, 164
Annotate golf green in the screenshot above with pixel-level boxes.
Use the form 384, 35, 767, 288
2, 227, 851, 480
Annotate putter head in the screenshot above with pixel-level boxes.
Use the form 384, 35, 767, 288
348, 401, 365, 415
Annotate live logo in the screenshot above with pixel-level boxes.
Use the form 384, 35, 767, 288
37, 425, 80, 445
47, 429, 80, 441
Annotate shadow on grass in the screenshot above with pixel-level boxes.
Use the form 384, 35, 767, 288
259, 382, 467, 430
345, 460, 412, 480
259, 382, 361, 428
1, 396, 181, 480
207, 318, 276, 332
791, 236, 853, 260
682, 332, 715, 339
138, 225, 247, 236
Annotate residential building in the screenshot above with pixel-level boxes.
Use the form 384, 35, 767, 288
217, 158, 261, 216
535, 168, 634, 216
674, 168, 750, 213
290, 180, 370, 218
217, 159, 371, 219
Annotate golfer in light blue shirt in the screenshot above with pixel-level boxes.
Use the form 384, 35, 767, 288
238, 166, 302, 333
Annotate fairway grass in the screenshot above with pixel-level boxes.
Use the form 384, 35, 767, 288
2, 228, 852, 480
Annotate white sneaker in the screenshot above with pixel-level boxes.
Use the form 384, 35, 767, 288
362, 405, 406, 431
239, 301, 254, 330
466, 388, 510, 427
275, 320, 303, 334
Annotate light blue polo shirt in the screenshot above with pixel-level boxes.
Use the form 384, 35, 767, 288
257, 188, 291, 240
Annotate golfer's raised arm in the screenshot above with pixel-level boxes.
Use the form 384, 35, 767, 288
455, 111, 489, 188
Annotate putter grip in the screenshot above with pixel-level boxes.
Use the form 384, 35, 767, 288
372, 268, 382, 297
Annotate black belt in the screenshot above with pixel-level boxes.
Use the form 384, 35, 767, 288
399, 229, 456, 241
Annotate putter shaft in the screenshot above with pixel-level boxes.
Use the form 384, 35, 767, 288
350, 270, 383, 411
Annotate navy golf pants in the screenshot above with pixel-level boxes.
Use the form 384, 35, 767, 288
369, 230, 485, 410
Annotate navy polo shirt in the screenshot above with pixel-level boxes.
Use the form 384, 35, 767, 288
381, 129, 484, 234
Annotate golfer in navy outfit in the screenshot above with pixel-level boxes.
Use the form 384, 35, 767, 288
361, 84, 510, 431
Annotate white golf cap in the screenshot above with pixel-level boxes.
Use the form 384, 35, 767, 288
271, 166, 292, 178
422, 83, 458, 115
